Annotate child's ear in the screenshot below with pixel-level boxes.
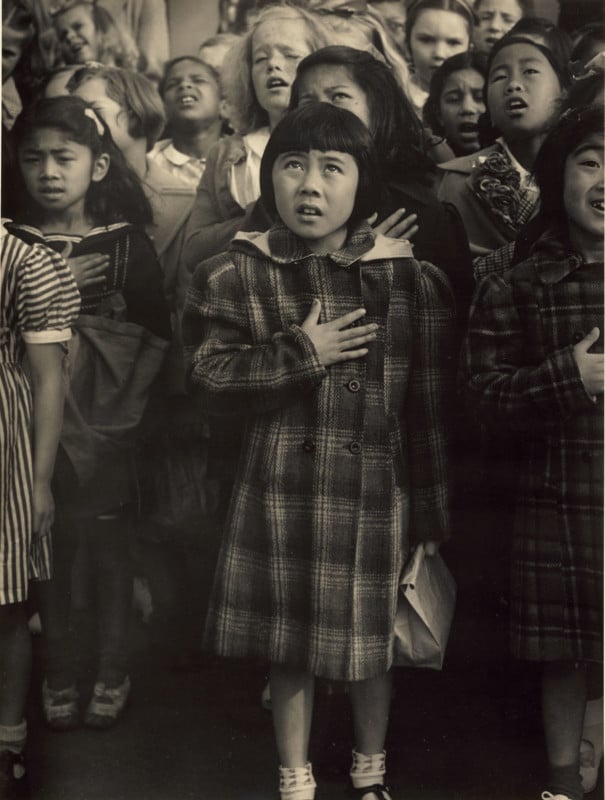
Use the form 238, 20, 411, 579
91, 153, 110, 183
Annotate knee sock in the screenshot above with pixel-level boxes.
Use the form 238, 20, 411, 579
350, 750, 391, 796
546, 763, 583, 800
279, 762, 316, 800
0, 721, 26, 754
582, 696, 603, 752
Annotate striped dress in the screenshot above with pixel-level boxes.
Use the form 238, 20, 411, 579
0, 227, 80, 605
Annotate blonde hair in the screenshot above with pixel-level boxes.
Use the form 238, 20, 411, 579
221, 2, 331, 134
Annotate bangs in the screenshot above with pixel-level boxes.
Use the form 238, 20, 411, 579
269, 112, 371, 160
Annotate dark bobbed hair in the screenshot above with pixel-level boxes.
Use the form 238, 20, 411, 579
259, 102, 381, 228
10, 95, 153, 227
158, 56, 220, 98
405, 0, 476, 49
478, 24, 572, 146
67, 65, 165, 151
423, 51, 488, 137
532, 104, 604, 255
289, 45, 434, 183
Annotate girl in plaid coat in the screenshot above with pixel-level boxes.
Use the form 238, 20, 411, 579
462, 105, 604, 800
183, 103, 455, 800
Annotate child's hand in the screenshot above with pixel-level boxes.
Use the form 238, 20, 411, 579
369, 209, 419, 241
301, 299, 378, 367
424, 541, 440, 556
32, 480, 54, 541
68, 253, 109, 289
573, 327, 604, 400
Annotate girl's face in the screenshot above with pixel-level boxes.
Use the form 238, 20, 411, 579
487, 43, 562, 142
295, 65, 372, 130
272, 149, 359, 254
54, 5, 98, 65
563, 132, 604, 255
372, 1, 407, 51
473, 0, 523, 56
438, 67, 485, 155
162, 60, 221, 127
409, 9, 470, 90
18, 127, 108, 219
72, 77, 137, 155
251, 16, 314, 126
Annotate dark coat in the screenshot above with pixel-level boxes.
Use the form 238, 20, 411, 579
183, 222, 455, 680
462, 252, 603, 663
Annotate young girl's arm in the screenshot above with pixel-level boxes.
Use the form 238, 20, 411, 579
407, 261, 457, 545
183, 255, 328, 416
462, 274, 599, 428
25, 342, 66, 538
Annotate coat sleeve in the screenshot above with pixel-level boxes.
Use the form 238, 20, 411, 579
122, 229, 171, 341
182, 255, 327, 417
182, 142, 251, 271
407, 261, 456, 544
460, 273, 595, 430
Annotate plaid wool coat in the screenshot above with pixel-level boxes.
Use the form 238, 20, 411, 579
183, 222, 455, 680
462, 251, 603, 664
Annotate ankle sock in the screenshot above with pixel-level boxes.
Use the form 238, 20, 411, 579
0, 720, 27, 754
279, 762, 316, 800
546, 762, 583, 800
350, 749, 389, 792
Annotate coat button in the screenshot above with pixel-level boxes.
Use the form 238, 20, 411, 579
573, 331, 586, 343
349, 441, 362, 455
347, 379, 361, 393
302, 437, 315, 453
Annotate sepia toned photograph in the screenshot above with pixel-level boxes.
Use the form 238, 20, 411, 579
1, 0, 603, 797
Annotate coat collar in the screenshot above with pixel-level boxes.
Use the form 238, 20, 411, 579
532, 252, 587, 284
437, 143, 501, 176
231, 221, 414, 266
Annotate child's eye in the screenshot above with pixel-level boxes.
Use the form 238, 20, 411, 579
446, 38, 464, 47
443, 91, 462, 104
580, 159, 600, 168
416, 35, 435, 44
284, 159, 303, 170
524, 67, 539, 75
332, 91, 351, 102
490, 71, 507, 83
472, 90, 484, 103
324, 163, 342, 174
254, 55, 268, 64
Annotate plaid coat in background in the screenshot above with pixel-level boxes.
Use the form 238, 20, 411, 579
183, 222, 455, 681
462, 252, 603, 664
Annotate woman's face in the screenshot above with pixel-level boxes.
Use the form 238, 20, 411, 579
295, 64, 372, 130
409, 9, 470, 90
54, 4, 98, 64
487, 42, 562, 143
72, 77, 136, 155
473, 0, 523, 56
438, 67, 485, 155
250, 16, 314, 127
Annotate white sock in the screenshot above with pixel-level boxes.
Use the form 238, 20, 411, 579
279, 762, 316, 800
350, 750, 391, 798
0, 720, 26, 754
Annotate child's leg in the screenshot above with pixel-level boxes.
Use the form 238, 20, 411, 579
270, 663, 316, 800
35, 504, 80, 690
0, 603, 31, 726
0, 603, 30, 792
89, 510, 133, 687
349, 671, 392, 799
541, 660, 587, 800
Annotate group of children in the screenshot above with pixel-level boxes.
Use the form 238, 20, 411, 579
0, 1, 603, 799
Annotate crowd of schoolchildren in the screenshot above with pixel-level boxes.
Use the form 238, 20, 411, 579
0, 0, 603, 798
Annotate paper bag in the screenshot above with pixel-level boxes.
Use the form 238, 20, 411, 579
392, 543, 457, 670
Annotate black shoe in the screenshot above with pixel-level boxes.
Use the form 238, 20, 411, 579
349, 784, 392, 800
0, 750, 29, 799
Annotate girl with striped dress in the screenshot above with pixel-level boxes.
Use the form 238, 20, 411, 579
6, 95, 170, 734
0, 227, 80, 797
